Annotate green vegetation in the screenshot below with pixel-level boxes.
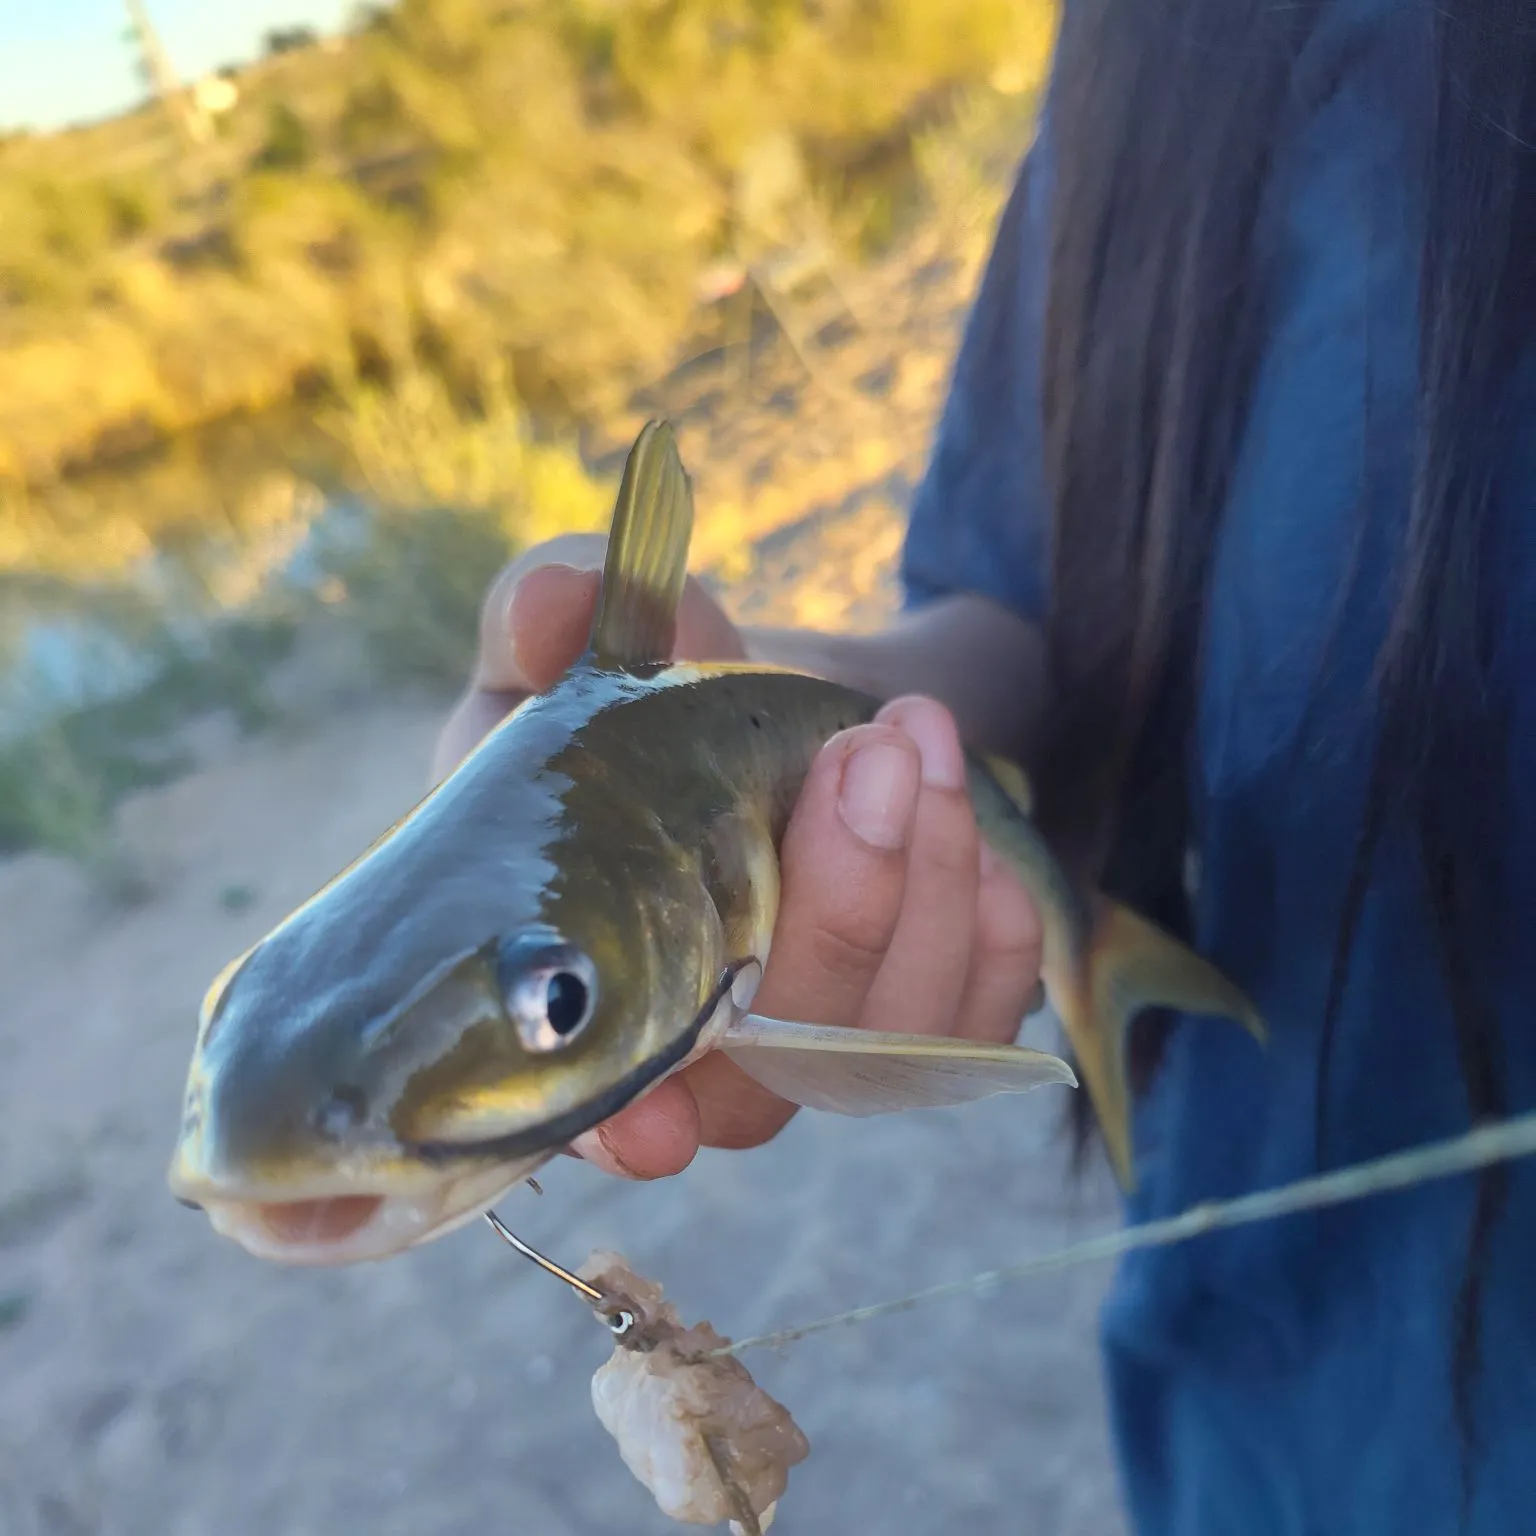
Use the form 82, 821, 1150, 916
0, 596, 294, 881
0, 0, 1054, 486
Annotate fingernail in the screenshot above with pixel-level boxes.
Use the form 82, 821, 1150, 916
838, 740, 919, 850
571, 1126, 642, 1180
878, 698, 965, 790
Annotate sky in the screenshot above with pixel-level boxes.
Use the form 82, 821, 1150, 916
1, 0, 357, 134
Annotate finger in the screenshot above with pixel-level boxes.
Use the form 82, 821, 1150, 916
954, 841, 1045, 1044
672, 578, 749, 663
855, 696, 982, 1038
476, 542, 744, 695
687, 1048, 804, 1150
430, 561, 597, 783
429, 558, 603, 786
763, 722, 923, 1021
686, 723, 924, 1151
568, 1077, 702, 1180
483, 562, 601, 693
472, 535, 610, 693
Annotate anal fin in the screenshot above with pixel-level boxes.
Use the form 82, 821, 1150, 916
1050, 898, 1266, 1191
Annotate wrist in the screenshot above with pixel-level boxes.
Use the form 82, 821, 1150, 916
740, 624, 881, 692
742, 595, 1046, 761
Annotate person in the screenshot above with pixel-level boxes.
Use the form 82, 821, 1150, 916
433, 2, 1536, 1530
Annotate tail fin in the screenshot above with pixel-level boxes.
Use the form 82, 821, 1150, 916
1051, 899, 1266, 1191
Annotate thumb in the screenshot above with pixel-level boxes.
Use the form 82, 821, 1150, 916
498, 563, 601, 693
475, 537, 745, 693
431, 556, 601, 785
435, 538, 748, 786
474, 532, 611, 694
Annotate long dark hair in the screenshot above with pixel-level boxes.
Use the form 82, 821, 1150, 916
1033, 0, 1534, 1514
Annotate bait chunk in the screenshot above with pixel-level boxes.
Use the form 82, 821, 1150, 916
578, 1250, 809, 1535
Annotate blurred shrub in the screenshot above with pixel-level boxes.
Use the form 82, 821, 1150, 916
254, 102, 315, 171
311, 359, 611, 683
0, 719, 127, 880
309, 500, 510, 685
0, 590, 292, 884
264, 26, 319, 56
0, 168, 169, 307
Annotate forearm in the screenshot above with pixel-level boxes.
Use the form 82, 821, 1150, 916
742, 594, 1047, 763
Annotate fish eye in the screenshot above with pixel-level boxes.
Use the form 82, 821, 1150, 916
498, 939, 599, 1052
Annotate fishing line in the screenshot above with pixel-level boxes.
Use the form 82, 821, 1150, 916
700, 1108, 1536, 1359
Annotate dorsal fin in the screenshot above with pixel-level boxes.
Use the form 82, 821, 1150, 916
585, 419, 695, 670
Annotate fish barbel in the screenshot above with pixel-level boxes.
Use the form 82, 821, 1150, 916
166, 421, 1264, 1265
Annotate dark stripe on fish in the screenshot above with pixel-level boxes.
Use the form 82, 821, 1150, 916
401, 964, 742, 1165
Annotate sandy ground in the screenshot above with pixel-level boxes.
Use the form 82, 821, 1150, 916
0, 680, 1129, 1536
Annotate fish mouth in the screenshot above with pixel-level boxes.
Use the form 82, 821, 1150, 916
168, 1056, 671, 1267
169, 1156, 547, 1267
165, 1070, 667, 1269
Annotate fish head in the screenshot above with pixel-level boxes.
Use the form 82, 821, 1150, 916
167, 698, 725, 1268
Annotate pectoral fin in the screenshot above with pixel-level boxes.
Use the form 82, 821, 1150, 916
586, 419, 695, 669
719, 1014, 1077, 1117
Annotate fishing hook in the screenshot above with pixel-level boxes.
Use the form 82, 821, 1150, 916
483, 1210, 635, 1336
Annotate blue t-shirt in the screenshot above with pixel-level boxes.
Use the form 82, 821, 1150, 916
902, 7, 1536, 1533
